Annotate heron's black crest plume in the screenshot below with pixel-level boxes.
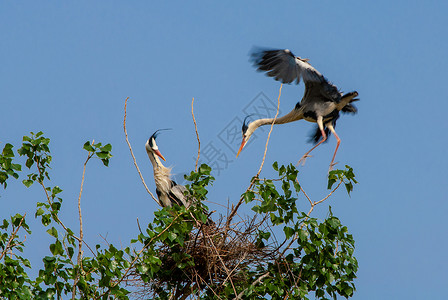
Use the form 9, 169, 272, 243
242, 115, 254, 134
149, 128, 173, 147
150, 128, 173, 141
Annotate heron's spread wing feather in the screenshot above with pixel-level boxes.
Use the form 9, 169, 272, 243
251, 48, 342, 104
251, 48, 324, 85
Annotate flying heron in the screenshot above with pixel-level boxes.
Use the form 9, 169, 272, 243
237, 48, 359, 170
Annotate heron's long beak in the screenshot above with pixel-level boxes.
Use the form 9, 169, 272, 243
154, 149, 166, 161
236, 139, 246, 158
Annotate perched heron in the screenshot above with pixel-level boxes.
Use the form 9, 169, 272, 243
237, 48, 359, 170
145, 130, 191, 208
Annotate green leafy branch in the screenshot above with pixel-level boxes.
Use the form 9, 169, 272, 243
0, 143, 22, 189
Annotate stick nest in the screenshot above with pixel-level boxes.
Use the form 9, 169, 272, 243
125, 215, 277, 299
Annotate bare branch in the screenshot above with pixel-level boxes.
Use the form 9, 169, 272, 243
297, 179, 313, 206
123, 97, 160, 205
33, 157, 96, 257
256, 84, 282, 177
314, 180, 343, 206
191, 97, 201, 172
226, 84, 283, 229
72, 149, 94, 300
280, 178, 345, 257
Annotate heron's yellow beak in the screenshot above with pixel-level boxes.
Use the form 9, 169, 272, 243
236, 139, 246, 158
154, 149, 166, 161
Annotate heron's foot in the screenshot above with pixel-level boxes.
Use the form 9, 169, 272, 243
297, 154, 312, 166
328, 161, 339, 172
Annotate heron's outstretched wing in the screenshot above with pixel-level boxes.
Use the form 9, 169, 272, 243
251, 48, 341, 103
250, 48, 325, 84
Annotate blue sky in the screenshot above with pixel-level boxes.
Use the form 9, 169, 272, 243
1, 1, 447, 299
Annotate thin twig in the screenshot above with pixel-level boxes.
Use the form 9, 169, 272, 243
234, 272, 270, 300
280, 179, 344, 257
256, 84, 282, 177
208, 235, 238, 296
72, 150, 93, 300
34, 158, 96, 257
123, 97, 160, 205
313, 180, 343, 206
226, 84, 282, 229
191, 97, 201, 172
298, 180, 313, 206
0, 213, 26, 261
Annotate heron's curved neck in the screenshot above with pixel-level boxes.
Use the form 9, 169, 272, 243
147, 151, 172, 190
147, 152, 170, 175
147, 152, 162, 169
252, 107, 303, 129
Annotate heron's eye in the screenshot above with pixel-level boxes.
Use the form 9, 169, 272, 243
148, 138, 154, 148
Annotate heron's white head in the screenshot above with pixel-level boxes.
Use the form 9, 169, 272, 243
145, 130, 167, 162
236, 116, 256, 158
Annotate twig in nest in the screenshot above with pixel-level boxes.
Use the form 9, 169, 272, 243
191, 97, 201, 172
123, 97, 160, 205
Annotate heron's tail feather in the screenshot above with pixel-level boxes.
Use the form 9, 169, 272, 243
339, 91, 360, 114
308, 126, 331, 144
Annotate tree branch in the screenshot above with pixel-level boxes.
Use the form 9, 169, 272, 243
0, 213, 26, 261
256, 84, 282, 177
226, 84, 282, 229
72, 149, 94, 300
123, 97, 160, 205
191, 97, 201, 172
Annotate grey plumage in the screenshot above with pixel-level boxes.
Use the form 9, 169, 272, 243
238, 48, 360, 170
145, 131, 191, 208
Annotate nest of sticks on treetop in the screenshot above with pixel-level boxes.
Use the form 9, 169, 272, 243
123, 213, 278, 299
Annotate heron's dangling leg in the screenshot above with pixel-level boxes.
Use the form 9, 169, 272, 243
326, 123, 340, 171
298, 116, 326, 166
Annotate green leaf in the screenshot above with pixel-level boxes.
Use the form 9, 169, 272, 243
25, 158, 34, 169
137, 264, 149, 274
327, 218, 341, 230
11, 163, 21, 171
168, 232, 177, 242
23, 179, 33, 187
67, 247, 74, 259
49, 240, 63, 255
101, 144, 112, 152
46, 227, 58, 238
35, 208, 44, 217
298, 229, 308, 242
96, 152, 108, 159
283, 226, 295, 239
244, 191, 255, 203
83, 141, 94, 152
199, 164, 211, 174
